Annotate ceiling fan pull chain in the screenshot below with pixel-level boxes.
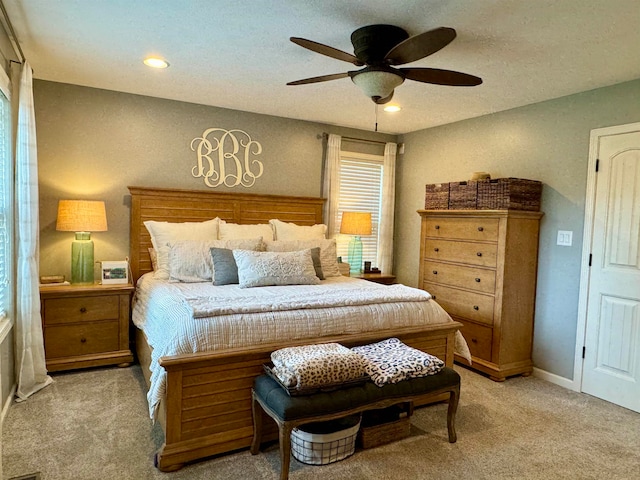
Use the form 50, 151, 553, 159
374, 103, 378, 132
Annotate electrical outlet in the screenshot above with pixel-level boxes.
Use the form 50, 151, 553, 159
557, 230, 573, 246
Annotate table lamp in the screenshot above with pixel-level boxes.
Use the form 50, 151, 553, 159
56, 200, 108, 284
340, 211, 372, 275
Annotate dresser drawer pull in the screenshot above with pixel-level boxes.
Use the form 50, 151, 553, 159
475, 278, 481, 282
471, 338, 478, 343
80, 307, 87, 313
434, 248, 439, 252
432, 295, 437, 300
435, 225, 440, 230
473, 305, 479, 310
478, 226, 484, 232
80, 337, 87, 343
432, 270, 438, 275
476, 252, 482, 257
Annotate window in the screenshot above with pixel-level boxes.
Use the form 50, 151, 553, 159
334, 151, 384, 266
0, 68, 12, 327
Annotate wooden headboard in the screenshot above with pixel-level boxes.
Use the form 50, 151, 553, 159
128, 186, 325, 282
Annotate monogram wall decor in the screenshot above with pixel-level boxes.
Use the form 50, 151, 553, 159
190, 128, 264, 188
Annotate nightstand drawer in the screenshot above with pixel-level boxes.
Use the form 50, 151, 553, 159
423, 261, 496, 294
45, 322, 120, 358
43, 295, 120, 324
456, 319, 492, 362
424, 217, 499, 241
424, 282, 494, 325
423, 239, 498, 267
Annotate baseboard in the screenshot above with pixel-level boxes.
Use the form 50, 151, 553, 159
532, 367, 579, 392
1, 383, 16, 423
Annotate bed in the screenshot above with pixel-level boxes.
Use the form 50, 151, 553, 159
128, 186, 468, 471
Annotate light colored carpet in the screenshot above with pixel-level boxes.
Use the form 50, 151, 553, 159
2, 364, 639, 479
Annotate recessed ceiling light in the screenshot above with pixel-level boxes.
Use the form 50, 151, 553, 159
383, 105, 401, 112
144, 57, 169, 69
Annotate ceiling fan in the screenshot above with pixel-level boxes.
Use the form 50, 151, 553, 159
287, 24, 482, 104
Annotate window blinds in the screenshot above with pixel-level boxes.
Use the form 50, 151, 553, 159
335, 154, 383, 266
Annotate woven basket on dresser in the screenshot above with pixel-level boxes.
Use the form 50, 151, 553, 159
477, 178, 542, 211
448, 180, 478, 209
425, 183, 450, 209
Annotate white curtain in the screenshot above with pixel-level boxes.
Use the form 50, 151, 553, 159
377, 142, 397, 273
322, 134, 341, 236
14, 62, 52, 401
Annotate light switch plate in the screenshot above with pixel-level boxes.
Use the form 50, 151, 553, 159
557, 230, 573, 246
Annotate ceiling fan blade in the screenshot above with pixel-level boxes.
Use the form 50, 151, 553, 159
401, 68, 482, 86
287, 72, 350, 86
290, 37, 364, 66
385, 27, 457, 65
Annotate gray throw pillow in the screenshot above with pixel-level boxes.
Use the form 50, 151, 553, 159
210, 247, 239, 285
309, 247, 324, 280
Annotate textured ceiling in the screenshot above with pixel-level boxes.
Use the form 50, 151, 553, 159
4, 0, 640, 134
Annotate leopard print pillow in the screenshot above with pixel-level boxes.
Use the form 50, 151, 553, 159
271, 343, 367, 391
351, 337, 444, 386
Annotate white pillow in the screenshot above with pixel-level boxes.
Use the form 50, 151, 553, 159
219, 220, 274, 240
144, 218, 219, 279
269, 219, 327, 240
264, 239, 341, 277
233, 249, 320, 288
168, 238, 264, 282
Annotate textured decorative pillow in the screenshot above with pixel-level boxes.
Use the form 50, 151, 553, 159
218, 220, 274, 240
210, 246, 322, 284
351, 338, 445, 386
233, 249, 320, 288
144, 218, 219, 279
271, 343, 368, 390
264, 239, 341, 277
168, 238, 263, 282
269, 219, 327, 240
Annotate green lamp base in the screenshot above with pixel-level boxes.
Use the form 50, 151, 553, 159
71, 232, 94, 284
347, 235, 363, 276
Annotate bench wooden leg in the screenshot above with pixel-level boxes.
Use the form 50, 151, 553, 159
250, 390, 262, 455
279, 422, 294, 480
447, 385, 460, 443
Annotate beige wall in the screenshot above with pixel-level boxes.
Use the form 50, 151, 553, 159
397, 79, 640, 380
35, 80, 396, 280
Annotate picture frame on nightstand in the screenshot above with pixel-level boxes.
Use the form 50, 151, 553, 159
101, 260, 129, 284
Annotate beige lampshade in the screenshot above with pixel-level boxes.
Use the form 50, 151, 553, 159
340, 211, 372, 236
56, 200, 108, 232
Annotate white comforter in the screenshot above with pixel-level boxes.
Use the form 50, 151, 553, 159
132, 274, 471, 419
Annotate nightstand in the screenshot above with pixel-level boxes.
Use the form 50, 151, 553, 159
40, 283, 134, 372
356, 273, 396, 285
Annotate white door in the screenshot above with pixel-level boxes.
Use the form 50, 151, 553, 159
581, 123, 640, 413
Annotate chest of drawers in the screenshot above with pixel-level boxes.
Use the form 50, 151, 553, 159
40, 283, 134, 372
418, 210, 543, 381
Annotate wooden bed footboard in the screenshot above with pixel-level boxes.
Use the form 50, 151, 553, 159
143, 322, 460, 472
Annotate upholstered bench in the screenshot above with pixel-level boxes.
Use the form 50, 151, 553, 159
250, 366, 461, 480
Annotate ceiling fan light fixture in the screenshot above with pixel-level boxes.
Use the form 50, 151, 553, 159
351, 70, 404, 102
143, 57, 169, 69
384, 104, 401, 112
